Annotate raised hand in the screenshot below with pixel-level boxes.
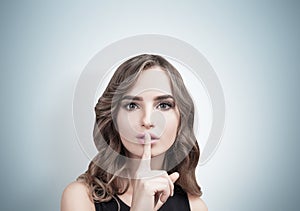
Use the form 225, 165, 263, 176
130, 133, 180, 211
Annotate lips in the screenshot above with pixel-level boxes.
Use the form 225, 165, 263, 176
136, 133, 159, 144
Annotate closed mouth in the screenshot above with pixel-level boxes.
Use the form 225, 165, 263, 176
136, 133, 159, 143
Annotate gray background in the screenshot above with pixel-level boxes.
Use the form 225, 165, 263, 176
0, 0, 299, 210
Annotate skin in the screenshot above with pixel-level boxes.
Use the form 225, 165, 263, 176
116, 68, 180, 159
61, 67, 208, 211
130, 133, 179, 210
61, 137, 208, 211
117, 68, 180, 209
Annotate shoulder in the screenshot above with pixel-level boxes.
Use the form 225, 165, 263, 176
187, 194, 208, 211
61, 181, 95, 211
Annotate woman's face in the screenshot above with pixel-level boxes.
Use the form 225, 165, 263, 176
116, 67, 180, 158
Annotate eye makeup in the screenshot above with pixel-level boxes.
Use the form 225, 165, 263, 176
120, 98, 175, 112
122, 102, 140, 111
155, 101, 175, 110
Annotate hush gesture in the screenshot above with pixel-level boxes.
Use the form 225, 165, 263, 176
130, 133, 180, 211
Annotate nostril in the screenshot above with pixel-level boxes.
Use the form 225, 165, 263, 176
141, 114, 154, 128
142, 122, 154, 129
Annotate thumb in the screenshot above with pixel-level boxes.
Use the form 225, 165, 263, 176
169, 172, 180, 183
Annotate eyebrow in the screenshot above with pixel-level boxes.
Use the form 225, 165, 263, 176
154, 95, 174, 101
121, 94, 174, 101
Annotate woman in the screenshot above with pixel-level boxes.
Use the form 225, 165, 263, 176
61, 54, 208, 211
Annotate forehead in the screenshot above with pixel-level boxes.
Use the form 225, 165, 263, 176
126, 67, 172, 96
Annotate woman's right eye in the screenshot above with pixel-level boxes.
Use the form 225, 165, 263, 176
123, 103, 139, 111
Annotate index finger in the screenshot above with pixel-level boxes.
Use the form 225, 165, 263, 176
138, 133, 151, 172
142, 133, 151, 159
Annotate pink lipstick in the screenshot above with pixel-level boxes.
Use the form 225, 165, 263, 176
136, 133, 159, 144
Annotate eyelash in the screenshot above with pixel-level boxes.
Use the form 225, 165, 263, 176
122, 101, 174, 111
123, 102, 139, 111
157, 102, 174, 110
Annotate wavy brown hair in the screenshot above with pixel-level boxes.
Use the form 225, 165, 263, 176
77, 54, 202, 203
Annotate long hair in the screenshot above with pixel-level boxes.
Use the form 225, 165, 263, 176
77, 54, 202, 203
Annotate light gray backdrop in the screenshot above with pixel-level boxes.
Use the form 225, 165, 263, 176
0, 1, 299, 211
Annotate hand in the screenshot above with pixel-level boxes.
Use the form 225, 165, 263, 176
130, 133, 180, 211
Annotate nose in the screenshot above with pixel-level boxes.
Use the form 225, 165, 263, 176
141, 107, 154, 129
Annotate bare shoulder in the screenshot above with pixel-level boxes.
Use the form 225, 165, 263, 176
61, 181, 95, 211
188, 194, 208, 211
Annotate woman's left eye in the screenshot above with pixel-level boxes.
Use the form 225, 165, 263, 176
157, 102, 173, 110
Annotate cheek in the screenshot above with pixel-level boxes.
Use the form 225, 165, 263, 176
164, 112, 180, 133
116, 110, 140, 140
159, 112, 180, 149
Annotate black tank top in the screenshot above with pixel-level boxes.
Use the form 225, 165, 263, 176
95, 185, 191, 211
